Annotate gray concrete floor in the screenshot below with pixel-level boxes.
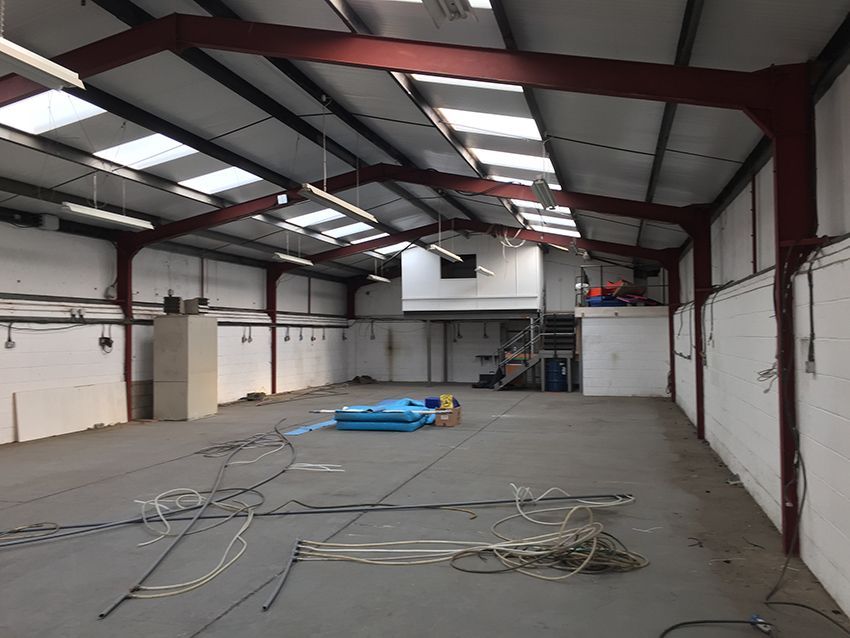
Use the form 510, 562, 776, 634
0, 384, 845, 637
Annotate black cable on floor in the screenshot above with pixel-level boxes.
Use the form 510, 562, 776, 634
659, 618, 772, 637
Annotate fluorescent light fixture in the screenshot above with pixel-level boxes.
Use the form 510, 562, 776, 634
531, 177, 557, 209
94, 134, 197, 170
299, 183, 378, 224
376, 241, 412, 255
0, 89, 103, 134
471, 148, 554, 173
352, 232, 389, 244
475, 265, 495, 277
521, 213, 577, 227
274, 252, 314, 266
60, 202, 153, 231
511, 198, 572, 215
530, 224, 580, 238
411, 74, 521, 92
180, 167, 262, 194
490, 175, 561, 190
438, 108, 540, 140
287, 208, 345, 228
0, 37, 84, 90
428, 244, 463, 263
367, 274, 391, 283
325, 221, 373, 239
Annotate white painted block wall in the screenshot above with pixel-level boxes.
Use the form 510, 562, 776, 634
673, 303, 697, 425
702, 272, 782, 529
577, 308, 670, 397
794, 238, 850, 614
0, 229, 350, 443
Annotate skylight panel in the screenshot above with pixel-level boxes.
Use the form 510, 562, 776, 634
376, 241, 412, 255
179, 167, 262, 194
471, 148, 554, 173
411, 74, 522, 92
521, 213, 577, 227
352, 232, 390, 244
287, 209, 345, 228
0, 90, 104, 134
389, 0, 491, 7
530, 224, 580, 238
490, 175, 561, 190
324, 222, 374, 239
439, 108, 540, 140
94, 133, 196, 169
510, 198, 572, 215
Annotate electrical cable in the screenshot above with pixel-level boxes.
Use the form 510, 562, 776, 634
294, 484, 645, 583
659, 618, 774, 637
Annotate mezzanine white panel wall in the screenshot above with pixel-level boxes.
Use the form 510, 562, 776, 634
702, 271, 782, 528
794, 237, 850, 614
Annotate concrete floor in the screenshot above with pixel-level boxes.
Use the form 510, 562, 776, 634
0, 384, 845, 637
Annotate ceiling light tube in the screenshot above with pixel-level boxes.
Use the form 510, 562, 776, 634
531, 178, 558, 210
547, 243, 570, 252
274, 253, 314, 267
60, 202, 153, 230
299, 183, 378, 224
475, 265, 495, 276
0, 37, 85, 90
428, 244, 463, 263
367, 274, 391, 283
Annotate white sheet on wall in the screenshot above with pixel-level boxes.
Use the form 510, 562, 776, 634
14, 382, 127, 442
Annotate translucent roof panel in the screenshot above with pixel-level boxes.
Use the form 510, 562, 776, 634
287, 209, 345, 227
94, 134, 197, 170
521, 212, 577, 227
530, 224, 580, 237
411, 74, 522, 92
471, 148, 554, 173
510, 199, 572, 215
324, 221, 374, 238
179, 167, 262, 194
439, 108, 540, 140
0, 90, 103, 134
352, 232, 390, 244
376, 241, 413, 255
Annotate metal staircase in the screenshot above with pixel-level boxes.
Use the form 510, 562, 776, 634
491, 314, 576, 391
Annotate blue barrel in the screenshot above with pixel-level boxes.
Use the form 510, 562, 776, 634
544, 358, 567, 392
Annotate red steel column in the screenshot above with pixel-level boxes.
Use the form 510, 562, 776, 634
771, 65, 818, 555
265, 268, 279, 395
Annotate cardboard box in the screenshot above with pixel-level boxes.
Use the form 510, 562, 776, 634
434, 406, 462, 427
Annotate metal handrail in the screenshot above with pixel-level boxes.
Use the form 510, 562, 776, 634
499, 333, 541, 368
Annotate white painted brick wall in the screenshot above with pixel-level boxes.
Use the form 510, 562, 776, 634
703, 271, 781, 529
579, 311, 670, 397
218, 325, 271, 403
0, 323, 125, 444
673, 303, 697, 425
276, 327, 349, 391
794, 237, 850, 614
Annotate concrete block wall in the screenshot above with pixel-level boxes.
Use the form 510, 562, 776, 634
669, 65, 850, 614
702, 272, 782, 528
577, 308, 670, 397
277, 326, 349, 392
0, 228, 349, 443
672, 303, 696, 425
794, 238, 850, 614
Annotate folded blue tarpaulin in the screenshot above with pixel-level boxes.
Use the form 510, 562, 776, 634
335, 398, 435, 431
